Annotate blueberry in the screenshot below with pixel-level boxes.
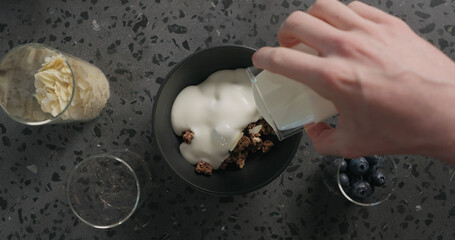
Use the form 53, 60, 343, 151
365, 155, 383, 166
334, 158, 347, 172
348, 157, 370, 176
369, 171, 386, 186
350, 181, 374, 199
349, 175, 363, 185
368, 164, 378, 174
338, 173, 350, 190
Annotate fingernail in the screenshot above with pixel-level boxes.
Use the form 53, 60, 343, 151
280, 38, 299, 48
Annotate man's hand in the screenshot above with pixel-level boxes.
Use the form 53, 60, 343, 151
252, 0, 455, 163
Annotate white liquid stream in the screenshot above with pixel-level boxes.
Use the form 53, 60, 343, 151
171, 69, 261, 169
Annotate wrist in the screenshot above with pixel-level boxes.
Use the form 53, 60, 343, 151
416, 86, 455, 164
404, 74, 455, 164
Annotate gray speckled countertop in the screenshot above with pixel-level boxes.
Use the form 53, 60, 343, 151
1, 0, 455, 239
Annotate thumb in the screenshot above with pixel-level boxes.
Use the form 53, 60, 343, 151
305, 122, 339, 155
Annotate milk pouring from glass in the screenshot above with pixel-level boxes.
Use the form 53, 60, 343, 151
247, 44, 337, 140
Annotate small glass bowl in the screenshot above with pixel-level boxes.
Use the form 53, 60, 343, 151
321, 155, 397, 207
67, 150, 152, 228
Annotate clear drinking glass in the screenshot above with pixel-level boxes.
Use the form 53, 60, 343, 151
246, 43, 337, 141
0, 43, 109, 125
321, 155, 397, 207
67, 150, 152, 229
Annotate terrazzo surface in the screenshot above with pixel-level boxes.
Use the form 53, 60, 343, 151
1, 0, 455, 239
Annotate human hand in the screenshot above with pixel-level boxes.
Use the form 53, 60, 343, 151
252, 0, 455, 163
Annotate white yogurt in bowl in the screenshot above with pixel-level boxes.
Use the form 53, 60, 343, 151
171, 68, 261, 169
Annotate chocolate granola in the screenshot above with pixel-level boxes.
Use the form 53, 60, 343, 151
182, 130, 194, 144
195, 161, 213, 176
184, 119, 276, 176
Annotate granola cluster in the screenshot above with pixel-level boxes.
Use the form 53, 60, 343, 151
195, 161, 213, 176
183, 119, 276, 176
182, 130, 194, 144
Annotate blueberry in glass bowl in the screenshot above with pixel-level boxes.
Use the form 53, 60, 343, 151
348, 157, 370, 176
321, 155, 397, 206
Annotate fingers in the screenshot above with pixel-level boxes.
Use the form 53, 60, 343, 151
278, 11, 345, 53
307, 0, 369, 31
347, 1, 394, 24
252, 46, 334, 98
305, 122, 341, 155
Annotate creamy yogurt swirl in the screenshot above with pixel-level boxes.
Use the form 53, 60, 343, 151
171, 68, 261, 169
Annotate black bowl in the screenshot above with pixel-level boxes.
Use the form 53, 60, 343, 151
153, 45, 302, 195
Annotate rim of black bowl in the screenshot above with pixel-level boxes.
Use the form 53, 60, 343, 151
152, 44, 302, 196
